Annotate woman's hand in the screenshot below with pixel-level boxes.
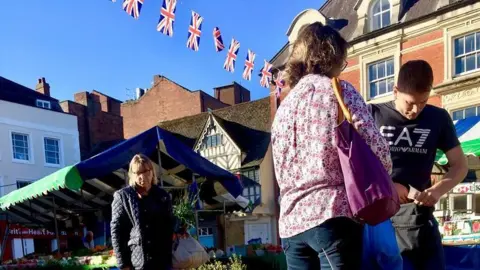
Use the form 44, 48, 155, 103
394, 183, 410, 204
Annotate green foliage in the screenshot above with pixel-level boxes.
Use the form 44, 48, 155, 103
196, 255, 246, 270
172, 189, 198, 229
229, 254, 247, 270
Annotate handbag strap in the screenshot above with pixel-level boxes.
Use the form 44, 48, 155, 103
331, 77, 352, 124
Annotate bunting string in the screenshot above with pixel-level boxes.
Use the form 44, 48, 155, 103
113, 0, 348, 88
242, 50, 255, 81
157, 0, 177, 37
186, 11, 203, 51
260, 60, 273, 88
223, 38, 240, 73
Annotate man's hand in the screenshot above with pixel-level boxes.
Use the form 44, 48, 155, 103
394, 183, 410, 204
414, 188, 441, 207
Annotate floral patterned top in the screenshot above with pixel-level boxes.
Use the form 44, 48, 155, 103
271, 74, 392, 238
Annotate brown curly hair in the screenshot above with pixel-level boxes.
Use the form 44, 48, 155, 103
285, 22, 349, 87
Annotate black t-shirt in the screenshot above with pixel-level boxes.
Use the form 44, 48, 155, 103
370, 101, 460, 191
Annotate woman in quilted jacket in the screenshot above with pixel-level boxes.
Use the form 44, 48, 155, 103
111, 154, 174, 270
271, 21, 392, 269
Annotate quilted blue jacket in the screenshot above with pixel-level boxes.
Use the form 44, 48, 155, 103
111, 185, 174, 270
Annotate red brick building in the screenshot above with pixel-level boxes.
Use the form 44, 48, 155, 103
60, 91, 124, 159
270, 0, 480, 118
61, 75, 251, 157
268, 0, 480, 242
120, 75, 250, 139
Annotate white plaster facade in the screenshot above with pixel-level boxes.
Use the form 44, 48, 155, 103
0, 100, 80, 197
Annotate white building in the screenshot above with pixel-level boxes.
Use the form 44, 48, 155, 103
0, 77, 80, 258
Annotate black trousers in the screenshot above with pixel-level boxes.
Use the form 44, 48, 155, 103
391, 203, 445, 270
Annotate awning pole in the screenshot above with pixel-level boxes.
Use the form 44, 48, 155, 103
194, 211, 199, 239
193, 174, 199, 240
0, 213, 10, 263
157, 146, 164, 187
52, 197, 61, 256
21, 231, 25, 258
223, 201, 227, 251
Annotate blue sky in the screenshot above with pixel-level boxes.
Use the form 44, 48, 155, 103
0, 0, 322, 102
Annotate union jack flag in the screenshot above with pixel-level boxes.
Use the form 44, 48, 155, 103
260, 60, 273, 88
123, 0, 143, 19
213, 27, 224, 52
274, 71, 285, 98
186, 11, 203, 51
157, 0, 177, 37
242, 50, 256, 81
223, 38, 240, 73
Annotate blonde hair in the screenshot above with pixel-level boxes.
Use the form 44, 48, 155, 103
285, 22, 348, 88
128, 154, 158, 186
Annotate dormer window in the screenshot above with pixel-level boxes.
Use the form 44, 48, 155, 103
206, 134, 222, 148
370, 0, 391, 31
36, 99, 51, 109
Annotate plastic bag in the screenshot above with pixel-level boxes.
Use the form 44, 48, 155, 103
172, 235, 210, 269
362, 220, 403, 270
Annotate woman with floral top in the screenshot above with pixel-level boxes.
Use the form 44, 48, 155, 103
271, 22, 392, 270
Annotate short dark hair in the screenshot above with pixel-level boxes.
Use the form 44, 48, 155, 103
397, 60, 434, 94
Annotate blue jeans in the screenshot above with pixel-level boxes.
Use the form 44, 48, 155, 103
281, 217, 363, 270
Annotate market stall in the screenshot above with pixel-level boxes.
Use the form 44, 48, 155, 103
0, 126, 247, 268
433, 116, 480, 269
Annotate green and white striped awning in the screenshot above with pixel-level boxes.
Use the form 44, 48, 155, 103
436, 116, 480, 166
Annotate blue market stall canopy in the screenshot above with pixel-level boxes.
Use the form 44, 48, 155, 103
0, 126, 245, 225
436, 116, 480, 166
76, 126, 243, 197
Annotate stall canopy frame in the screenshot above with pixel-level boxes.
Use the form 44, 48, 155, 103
0, 126, 247, 260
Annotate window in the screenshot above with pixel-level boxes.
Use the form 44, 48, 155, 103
452, 105, 480, 120
368, 58, 395, 99
16, 180, 32, 189
11, 132, 30, 162
454, 32, 480, 75
241, 168, 261, 205
242, 169, 260, 183
44, 137, 60, 165
36, 99, 51, 109
198, 227, 213, 236
371, 0, 391, 31
243, 184, 261, 205
206, 134, 222, 148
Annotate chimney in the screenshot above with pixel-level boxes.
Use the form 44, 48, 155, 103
36, 77, 50, 97
214, 82, 250, 105
135, 88, 145, 99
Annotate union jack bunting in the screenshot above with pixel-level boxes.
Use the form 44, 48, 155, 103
186, 11, 203, 51
157, 0, 177, 37
123, 0, 143, 19
260, 60, 273, 88
274, 71, 285, 98
242, 50, 256, 81
213, 27, 225, 52
223, 38, 240, 73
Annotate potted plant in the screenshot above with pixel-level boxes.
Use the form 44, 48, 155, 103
172, 190, 198, 236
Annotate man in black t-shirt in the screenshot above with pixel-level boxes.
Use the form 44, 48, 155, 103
370, 60, 468, 270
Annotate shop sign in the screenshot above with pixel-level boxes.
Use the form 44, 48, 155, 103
8, 227, 81, 239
